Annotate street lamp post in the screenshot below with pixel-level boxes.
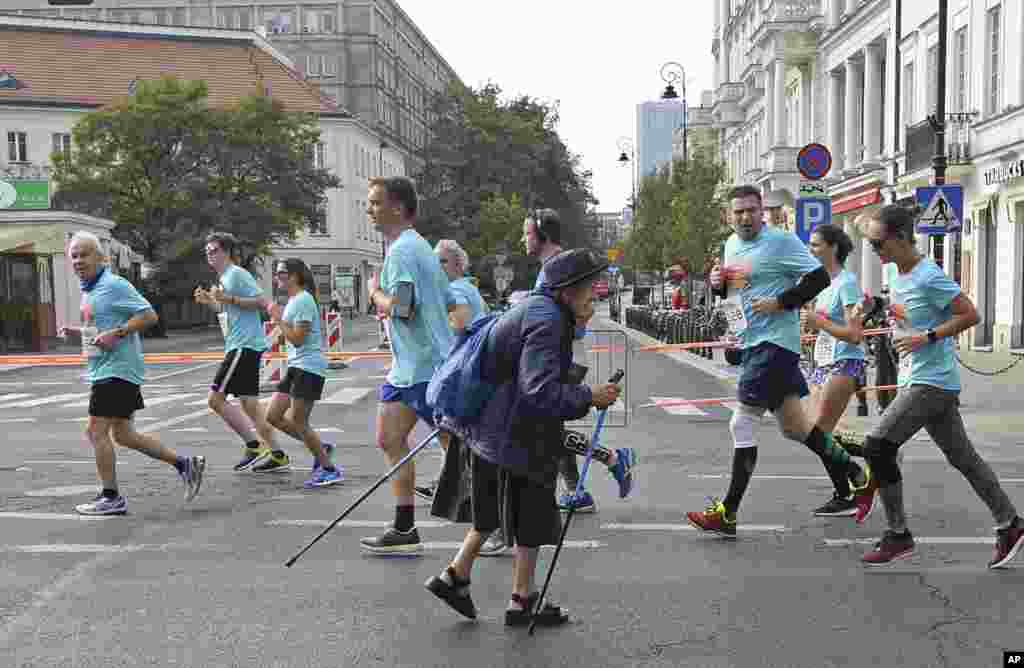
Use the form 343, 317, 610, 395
617, 136, 637, 211
377, 140, 389, 350
660, 61, 687, 169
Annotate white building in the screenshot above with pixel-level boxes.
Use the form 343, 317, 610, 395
710, 0, 1024, 354
0, 14, 398, 347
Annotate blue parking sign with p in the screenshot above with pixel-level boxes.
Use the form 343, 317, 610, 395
795, 197, 831, 243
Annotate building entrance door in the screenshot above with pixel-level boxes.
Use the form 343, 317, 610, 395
0, 253, 39, 353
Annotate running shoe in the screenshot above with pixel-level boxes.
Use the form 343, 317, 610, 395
685, 498, 737, 538
479, 529, 509, 557
425, 567, 477, 619
180, 456, 206, 502
862, 530, 915, 565
989, 519, 1024, 569
414, 483, 436, 502
360, 527, 423, 555
234, 446, 271, 472
252, 451, 291, 473
853, 466, 879, 524
304, 465, 343, 489
558, 491, 596, 513
311, 443, 335, 474
74, 494, 127, 516
813, 494, 857, 517
609, 447, 637, 499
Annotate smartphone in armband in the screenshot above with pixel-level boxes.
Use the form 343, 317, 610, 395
393, 282, 415, 320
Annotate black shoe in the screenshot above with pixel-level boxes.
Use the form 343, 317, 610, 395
425, 566, 477, 619
414, 484, 435, 501
813, 494, 857, 517
504, 592, 569, 627
360, 527, 423, 555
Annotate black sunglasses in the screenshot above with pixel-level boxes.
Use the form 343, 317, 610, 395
868, 237, 887, 252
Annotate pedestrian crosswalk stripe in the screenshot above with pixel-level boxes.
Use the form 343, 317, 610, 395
267, 519, 454, 528
321, 387, 375, 404
419, 541, 603, 551
24, 485, 100, 497
600, 523, 787, 532
0, 512, 111, 521
0, 393, 89, 408
688, 474, 831, 481
0, 393, 34, 405
64, 392, 199, 409
0, 418, 36, 423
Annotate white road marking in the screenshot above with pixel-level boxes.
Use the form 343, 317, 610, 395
0, 382, 26, 386
420, 541, 602, 551
171, 427, 208, 432
147, 361, 220, 382
0, 512, 110, 521
33, 382, 73, 386
24, 485, 102, 497
139, 408, 211, 434
267, 519, 453, 528
824, 537, 997, 547
317, 427, 344, 433
649, 397, 711, 417
600, 523, 787, 532
4, 544, 145, 553
64, 392, 199, 409
688, 474, 831, 481
0, 393, 88, 408
0, 418, 36, 423
320, 387, 375, 404
0, 393, 33, 403
21, 460, 96, 465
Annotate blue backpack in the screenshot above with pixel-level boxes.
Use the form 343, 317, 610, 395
427, 313, 500, 423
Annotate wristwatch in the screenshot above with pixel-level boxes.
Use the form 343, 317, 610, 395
926, 329, 938, 344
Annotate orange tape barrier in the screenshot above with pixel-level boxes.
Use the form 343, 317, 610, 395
588, 328, 894, 354
0, 350, 393, 367
638, 384, 901, 409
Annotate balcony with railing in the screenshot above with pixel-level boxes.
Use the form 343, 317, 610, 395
738, 68, 766, 110
904, 113, 976, 176
712, 82, 745, 127
764, 146, 801, 175
752, 0, 825, 48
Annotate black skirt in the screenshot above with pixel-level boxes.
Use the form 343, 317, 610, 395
431, 436, 562, 548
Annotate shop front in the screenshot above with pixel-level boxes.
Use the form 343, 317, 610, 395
830, 177, 883, 297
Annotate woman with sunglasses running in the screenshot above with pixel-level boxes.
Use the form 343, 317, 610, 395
264, 258, 342, 488
801, 224, 876, 521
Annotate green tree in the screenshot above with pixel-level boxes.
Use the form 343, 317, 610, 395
51, 76, 340, 294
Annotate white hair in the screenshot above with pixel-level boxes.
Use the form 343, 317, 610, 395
68, 230, 104, 257
435, 239, 470, 272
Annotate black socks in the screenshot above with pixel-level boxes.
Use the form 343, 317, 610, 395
804, 427, 855, 497
395, 504, 415, 532
723, 447, 758, 516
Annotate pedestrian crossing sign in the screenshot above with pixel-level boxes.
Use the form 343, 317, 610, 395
915, 185, 963, 235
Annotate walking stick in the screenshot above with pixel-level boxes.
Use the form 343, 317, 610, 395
285, 427, 441, 567
529, 369, 624, 635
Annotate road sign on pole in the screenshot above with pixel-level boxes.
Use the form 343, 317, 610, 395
796, 143, 833, 180
915, 185, 963, 235
795, 197, 832, 243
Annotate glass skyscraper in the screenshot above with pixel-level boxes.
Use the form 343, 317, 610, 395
636, 99, 686, 178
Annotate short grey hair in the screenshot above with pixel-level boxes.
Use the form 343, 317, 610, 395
68, 230, 104, 257
435, 239, 469, 272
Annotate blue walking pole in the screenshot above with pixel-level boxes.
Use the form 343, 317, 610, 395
529, 369, 624, 635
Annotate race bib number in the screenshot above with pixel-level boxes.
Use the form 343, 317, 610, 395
81, 326, 102, 359
898, 351, 912, 382
721, 295, 747, 335
814, 333, 837, 366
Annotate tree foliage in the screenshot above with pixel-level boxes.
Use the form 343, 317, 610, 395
51, 76, 340, 295
413, 82, 596, 285
622, 149, 729, 279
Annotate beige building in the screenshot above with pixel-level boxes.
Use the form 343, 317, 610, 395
2, 0, 461, 173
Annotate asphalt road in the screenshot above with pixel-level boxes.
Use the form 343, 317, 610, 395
1, 307, 1022, 667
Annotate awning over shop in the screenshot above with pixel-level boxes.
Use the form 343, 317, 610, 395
0, 224, 67, 254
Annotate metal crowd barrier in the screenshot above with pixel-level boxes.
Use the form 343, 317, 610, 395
623, 306, 726, 360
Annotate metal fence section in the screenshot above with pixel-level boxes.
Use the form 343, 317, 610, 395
567, 329, 629, 428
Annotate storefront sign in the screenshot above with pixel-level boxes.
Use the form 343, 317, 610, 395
983, 159, 1024, 186
0, 179, 50, 210
832, 187, 880, 215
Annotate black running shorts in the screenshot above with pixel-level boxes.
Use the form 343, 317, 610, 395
211, 348, 263, 398
275, 367, 325, 402
89, 378, 145, 419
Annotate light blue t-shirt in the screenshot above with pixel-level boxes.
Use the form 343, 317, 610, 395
723, 226, 822, 354
81, 269, 153, 386
381, 229, 454, 387
447, 277, 487, 324
890, 258, 961, 391
220, 264, 267, 353
814, 268, 865, 363
282, 290, 327, 377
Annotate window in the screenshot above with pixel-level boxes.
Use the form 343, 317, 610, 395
986, 5, 1001, 115
315, 142, 325, 170
172, 8, 186, 26
52, 133, 71, 158
926, 44, 938, 115
306, 54, 321, 76
238, 9, 251, 29
323, 56, 337, 76
7, 132, 28, 163
954, 27, 968, 112
902, 62, 915, 124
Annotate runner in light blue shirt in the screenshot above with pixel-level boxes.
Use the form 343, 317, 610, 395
81, 265, 153, 386
264, 258, 340, 488
889, 257, 961, 391
435, 239, 486, 334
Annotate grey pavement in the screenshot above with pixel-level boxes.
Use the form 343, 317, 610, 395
0, 304, 1022, 667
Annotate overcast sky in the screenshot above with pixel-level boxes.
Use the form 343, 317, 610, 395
399, 1, 716, 215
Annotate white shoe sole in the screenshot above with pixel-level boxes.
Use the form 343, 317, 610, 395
862, 548, 915, 566
235, 451, 271, 472
253, 464, 292, 473
989, 533, 1024, 569
360, 542, 424, 555
74, 505, 127, 516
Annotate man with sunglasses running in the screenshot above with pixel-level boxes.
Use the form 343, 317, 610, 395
857, 205, 1023, 567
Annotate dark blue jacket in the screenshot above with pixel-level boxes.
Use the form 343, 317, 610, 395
442, 291, 592, 484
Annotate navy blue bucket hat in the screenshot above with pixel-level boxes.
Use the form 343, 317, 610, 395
540, 249, 609, 290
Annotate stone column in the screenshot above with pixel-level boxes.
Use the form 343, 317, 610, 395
774, 58, 787, 146
846, 0, 857, 16
863, 43, 883, 164
862, 236, 883, 298
844, 59, 862, 171
829, 69, 845, 172
830, 0, 843, 28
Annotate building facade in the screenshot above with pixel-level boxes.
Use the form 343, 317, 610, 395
2, 0, 461, 173
710, 0, 1024, 354
636, 99, 687, 178
0, 14, 400, 346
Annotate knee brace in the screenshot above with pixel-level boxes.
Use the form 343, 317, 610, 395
863, 435, 902, 485
730, 403, 765, 449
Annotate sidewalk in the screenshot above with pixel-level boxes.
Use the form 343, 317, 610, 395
607, 309, 1024, 450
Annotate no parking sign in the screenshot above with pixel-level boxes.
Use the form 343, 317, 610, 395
794, 143, 833, 243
